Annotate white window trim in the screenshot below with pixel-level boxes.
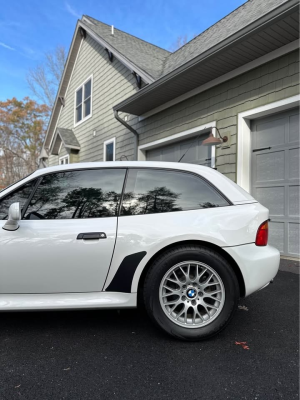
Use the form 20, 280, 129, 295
237, 94, 300, 193
59, 155, 69, 165
103, 137, 116, 161
74, 74, 93, 127
138, 121, 216, 168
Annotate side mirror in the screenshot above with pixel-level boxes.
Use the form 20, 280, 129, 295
2, 202, 21, 231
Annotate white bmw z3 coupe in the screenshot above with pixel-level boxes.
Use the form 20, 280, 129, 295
0, 162, 280, 340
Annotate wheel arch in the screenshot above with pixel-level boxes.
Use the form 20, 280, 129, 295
137, 240, 246, 303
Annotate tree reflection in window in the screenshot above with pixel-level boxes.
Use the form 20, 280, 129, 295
122, 186, 182, 215
121, 169, 229, 216
24, 169, 126, 220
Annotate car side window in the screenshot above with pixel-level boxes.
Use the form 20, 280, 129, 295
0, 180, 37, 220
24, 169, 126, 220
121, 169, 229, 216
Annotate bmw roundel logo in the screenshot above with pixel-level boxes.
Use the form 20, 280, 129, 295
187, 288, 197, 299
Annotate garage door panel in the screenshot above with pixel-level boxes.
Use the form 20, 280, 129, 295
289, 114, 299, 143
162, 145, 179, 162
256, 186, 285, 217
255, 118, 285, 147
289, 148, 300, 179
269, 221, 285, 253
251, 108, 299, 257
289, 185, 300, 217
288, 223, 300, 256
147, 149, 162, 161
146, 132, 211, 166
179, 142, 197, 163
255, 150, 285, 182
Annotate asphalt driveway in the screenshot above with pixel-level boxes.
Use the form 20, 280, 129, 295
0, 261, 299, 400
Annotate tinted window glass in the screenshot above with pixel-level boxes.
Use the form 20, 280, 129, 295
121, 169, 229, 215
0, 180, 36, 220
24, 169, 126, 220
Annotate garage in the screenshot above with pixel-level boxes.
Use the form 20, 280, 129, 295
251, 108, 299, 258
146, 132, 211, 166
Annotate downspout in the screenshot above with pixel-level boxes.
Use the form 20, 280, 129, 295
114, 110, 139, 161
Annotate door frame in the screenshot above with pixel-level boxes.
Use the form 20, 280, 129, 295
138, 121, 216, 168
237, 95, 300, 192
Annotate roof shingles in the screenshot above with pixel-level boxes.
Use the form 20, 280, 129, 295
84, 0, 290, 80
160, 0, 290, 76
83, 16, 170, 80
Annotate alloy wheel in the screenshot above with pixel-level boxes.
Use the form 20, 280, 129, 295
159, 261, 225, 328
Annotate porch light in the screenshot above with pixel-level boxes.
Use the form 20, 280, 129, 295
203, 127, 228, 146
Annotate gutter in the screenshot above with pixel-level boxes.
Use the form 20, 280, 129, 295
114, 0, 299, 114
114, 110, 139, 161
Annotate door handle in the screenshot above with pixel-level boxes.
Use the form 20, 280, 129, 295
77, 232, 107, 240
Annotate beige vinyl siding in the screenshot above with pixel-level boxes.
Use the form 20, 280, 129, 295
48, 34, 139, 166
135, 50, 299, 181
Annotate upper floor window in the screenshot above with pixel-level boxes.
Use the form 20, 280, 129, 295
121, 169, 229, 216
75, 76, 92, 125
104, 138, 116, 161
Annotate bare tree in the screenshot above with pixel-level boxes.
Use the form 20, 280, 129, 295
169, 34, 198, 52
26, 46, 67, 108
169, 35, 188, 52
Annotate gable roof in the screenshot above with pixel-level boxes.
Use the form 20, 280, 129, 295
114, 0, 299, 115
160, 0, 293, 77
83, 16, 170, 80
50, 128, 81, 155
42, 0, 298, 156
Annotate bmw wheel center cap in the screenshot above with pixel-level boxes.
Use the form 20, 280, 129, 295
187, 288, 197, 299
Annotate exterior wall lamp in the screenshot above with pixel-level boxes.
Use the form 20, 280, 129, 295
202, 127, 228, 146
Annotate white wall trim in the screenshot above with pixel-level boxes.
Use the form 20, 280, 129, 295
139, 40, 299, 121
103, 137, 116, 161
138, 121, 216, 168
48, 38, 84, 152
44, 16, 155, 151
237, 95, 300, 192
81, 21, 155, 85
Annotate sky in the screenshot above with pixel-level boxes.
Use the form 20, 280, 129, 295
0, 0, 246, 102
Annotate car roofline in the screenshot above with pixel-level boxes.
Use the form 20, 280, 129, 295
0, 161, 255, 204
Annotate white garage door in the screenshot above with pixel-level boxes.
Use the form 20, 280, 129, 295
251, 108, 299, 258
146, 133, 211, 166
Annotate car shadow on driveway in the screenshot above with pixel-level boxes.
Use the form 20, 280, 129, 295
0, 270, 299, 400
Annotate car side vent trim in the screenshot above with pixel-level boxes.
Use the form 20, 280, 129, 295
106, 251, 147, 293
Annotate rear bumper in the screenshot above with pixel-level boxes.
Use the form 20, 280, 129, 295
223, 244, 280, 297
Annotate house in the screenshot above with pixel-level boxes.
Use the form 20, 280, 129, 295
40, 0, 299, 258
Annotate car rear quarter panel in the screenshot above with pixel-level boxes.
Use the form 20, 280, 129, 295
104, 203, 269, 292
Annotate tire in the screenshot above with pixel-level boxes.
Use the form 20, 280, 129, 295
143, 245, 240, 341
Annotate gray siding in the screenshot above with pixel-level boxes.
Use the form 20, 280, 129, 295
135, 50, 299, 181
49, 42, 299, 185
49, 34, 139, 166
